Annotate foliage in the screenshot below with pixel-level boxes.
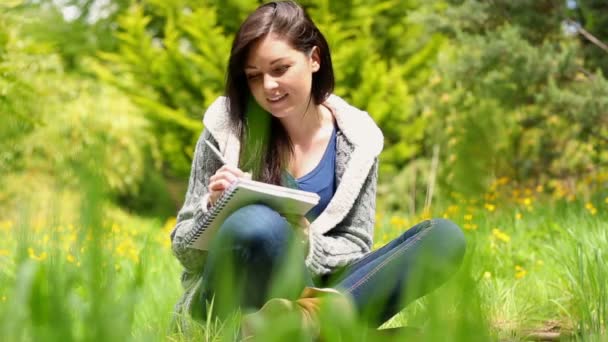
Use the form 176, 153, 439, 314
0, 8, 163, 215
19, 0, 131, 71
410, 0, 608, 199
91, 0, 438, 178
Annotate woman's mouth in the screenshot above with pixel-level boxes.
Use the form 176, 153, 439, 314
267, 94, 288, 103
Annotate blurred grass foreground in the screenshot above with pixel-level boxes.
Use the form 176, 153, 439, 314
2, 0, 608, 341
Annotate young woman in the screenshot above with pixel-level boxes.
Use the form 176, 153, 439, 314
170, 0, 466, 335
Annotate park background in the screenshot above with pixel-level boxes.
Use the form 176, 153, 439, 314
1, 0, 607, 341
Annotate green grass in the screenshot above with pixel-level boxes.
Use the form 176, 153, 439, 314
1, 190, 606, 341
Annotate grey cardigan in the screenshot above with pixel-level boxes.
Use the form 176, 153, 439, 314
170, 94, 383, 316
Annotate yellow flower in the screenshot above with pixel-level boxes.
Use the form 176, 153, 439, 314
0, 249, 9, 256
111, 223, 121, 234
463, 223, 478, 230
585, 203, 597, 215
484, 203, 496, 212
492, 228, 511, 243
162, 217, 177, 234
28, 248, 48, 262
0, 220, 13, 231
446, 205, 459, 213
66, 254, 76, 263
515, 212, 522, 220
464, 214, 473, 221
390, 215, 407, 229
483, 271, 492, 279
515, 265, 527, 279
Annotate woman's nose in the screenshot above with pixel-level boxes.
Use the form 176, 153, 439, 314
263, 74, 279, 91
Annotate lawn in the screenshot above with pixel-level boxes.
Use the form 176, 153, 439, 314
1, 182, 606, 341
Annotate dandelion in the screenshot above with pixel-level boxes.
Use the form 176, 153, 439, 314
536, 185, 544, 193
464, 214, 473, 221
446, 205, 460, 214
0, 249, 9, 256
111, 223, 121, 234
515, 265, 527, 279
483, 271, 492, 279
492, 228, 511, 243
390, 215, 407, 229
484, 203, 496, 212
66, 253, 76, 263
28, 248, 48, 262
605, 197, 608, 205
515, 212, 522, 220
585, 202, 597, 215
463, 223, 478, 230
0, 220, 13, 231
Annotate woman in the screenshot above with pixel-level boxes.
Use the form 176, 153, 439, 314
170, 0, 466, 336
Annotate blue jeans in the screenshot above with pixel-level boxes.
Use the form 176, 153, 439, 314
200, 205, 466, 326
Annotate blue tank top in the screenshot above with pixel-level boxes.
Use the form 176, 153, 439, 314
283, 126, 337, 221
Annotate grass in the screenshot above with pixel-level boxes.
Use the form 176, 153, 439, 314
1, 181, 607, 341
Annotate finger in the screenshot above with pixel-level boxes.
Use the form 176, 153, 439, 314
218, 165, 246, 178
208, 179, 232, 191
210, 172, 238, 184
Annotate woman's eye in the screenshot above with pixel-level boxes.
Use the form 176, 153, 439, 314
273, 65, 290, 75
247, 74, 261, 80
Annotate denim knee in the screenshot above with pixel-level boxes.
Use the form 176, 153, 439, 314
217, 204, 292, 261
428, 218, 466, 270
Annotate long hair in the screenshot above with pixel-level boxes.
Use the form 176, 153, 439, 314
225, 0, 335, 184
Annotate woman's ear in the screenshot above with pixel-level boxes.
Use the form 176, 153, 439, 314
310, 46, 320, 72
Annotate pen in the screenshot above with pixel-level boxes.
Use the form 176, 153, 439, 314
204, 139, 227, 165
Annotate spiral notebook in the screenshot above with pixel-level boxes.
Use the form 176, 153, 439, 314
185, 178, 320, 250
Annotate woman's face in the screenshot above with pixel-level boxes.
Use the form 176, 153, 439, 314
245, 32, 320, 119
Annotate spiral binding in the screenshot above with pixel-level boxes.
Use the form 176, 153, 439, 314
186, 182, 239, 245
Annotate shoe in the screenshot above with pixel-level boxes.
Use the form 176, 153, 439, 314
240, 287, 355, 341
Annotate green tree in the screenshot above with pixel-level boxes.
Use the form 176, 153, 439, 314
415, 0, 608, 197
93, 0, 439, 181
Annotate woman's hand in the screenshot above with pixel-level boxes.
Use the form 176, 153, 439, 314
208, 165, 248, 207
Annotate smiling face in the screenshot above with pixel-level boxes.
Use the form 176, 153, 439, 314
245, 32, 320, 119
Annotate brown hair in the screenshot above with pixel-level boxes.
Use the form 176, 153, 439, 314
225, 0, 335, 184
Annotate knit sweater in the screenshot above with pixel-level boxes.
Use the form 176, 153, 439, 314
170, 94, 384, 317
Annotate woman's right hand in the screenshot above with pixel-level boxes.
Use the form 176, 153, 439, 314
208, 165, 248, 207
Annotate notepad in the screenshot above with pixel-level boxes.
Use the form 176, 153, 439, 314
185, 178, 320, 250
